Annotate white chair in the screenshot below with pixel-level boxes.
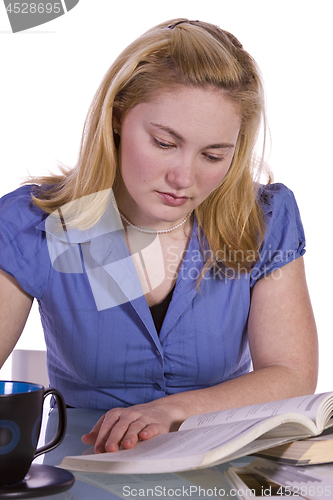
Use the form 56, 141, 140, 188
11, 349, 49, 387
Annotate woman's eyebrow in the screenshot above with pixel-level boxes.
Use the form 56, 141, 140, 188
150, 122, 235, 149
151, 122, 184, 142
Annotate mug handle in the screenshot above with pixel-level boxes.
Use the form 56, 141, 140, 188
34, 388, 67, 458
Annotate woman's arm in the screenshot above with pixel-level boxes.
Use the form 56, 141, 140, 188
0, 269, 33, 367
82, 256, 318, 453
246, 254, 318, 397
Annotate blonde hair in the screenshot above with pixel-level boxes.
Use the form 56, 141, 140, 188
30, 18, 271, 274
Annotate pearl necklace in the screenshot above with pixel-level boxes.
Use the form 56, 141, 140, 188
118, 210, 192, 234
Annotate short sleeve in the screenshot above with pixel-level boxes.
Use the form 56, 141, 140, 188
250, 183, 306, 286
0, 186, 51, 299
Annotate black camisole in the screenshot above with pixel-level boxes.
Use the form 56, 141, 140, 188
149, 285, 175, 334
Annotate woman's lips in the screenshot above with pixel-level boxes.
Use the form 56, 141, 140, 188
156, 191, 189, 206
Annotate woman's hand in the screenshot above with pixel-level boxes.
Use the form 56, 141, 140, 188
81, 400, 183, 453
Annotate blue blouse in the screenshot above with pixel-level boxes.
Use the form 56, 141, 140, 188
0, 183, 305, 410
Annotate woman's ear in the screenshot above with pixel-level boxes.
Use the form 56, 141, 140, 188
112, 109, 122, 136
112, 110, 121, 149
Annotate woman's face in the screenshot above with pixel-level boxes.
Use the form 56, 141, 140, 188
114, 86, 241, 230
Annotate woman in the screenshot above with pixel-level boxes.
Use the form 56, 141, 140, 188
0, 19, 318, 454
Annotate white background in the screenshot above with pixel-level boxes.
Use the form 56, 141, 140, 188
0, 1, 332, 393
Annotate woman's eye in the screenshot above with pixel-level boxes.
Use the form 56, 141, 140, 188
153, 138, 174, 149
204, 153, 225, 162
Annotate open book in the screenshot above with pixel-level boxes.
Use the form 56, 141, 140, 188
59, 392, 333, 474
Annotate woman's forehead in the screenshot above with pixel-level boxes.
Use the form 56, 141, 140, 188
121, 87, 242, 144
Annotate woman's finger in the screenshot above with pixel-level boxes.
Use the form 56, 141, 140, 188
138, 422, 164, 441
82, 410, 123, 451
81, 413, 107, 445
105, 420, 144, 451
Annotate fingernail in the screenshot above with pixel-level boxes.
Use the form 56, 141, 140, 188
106, 442, 118, 450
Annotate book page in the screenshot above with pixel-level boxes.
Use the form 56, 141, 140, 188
59, 415, 312, 474
62, 419, 263, 461
206, 431, 314, 467
180, 393, 333, 432
60, 418, 275, 473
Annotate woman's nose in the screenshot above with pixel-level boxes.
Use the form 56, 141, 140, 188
166, 157, 196, 190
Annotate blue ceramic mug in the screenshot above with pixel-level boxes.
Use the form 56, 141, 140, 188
0, 381, 66, 486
